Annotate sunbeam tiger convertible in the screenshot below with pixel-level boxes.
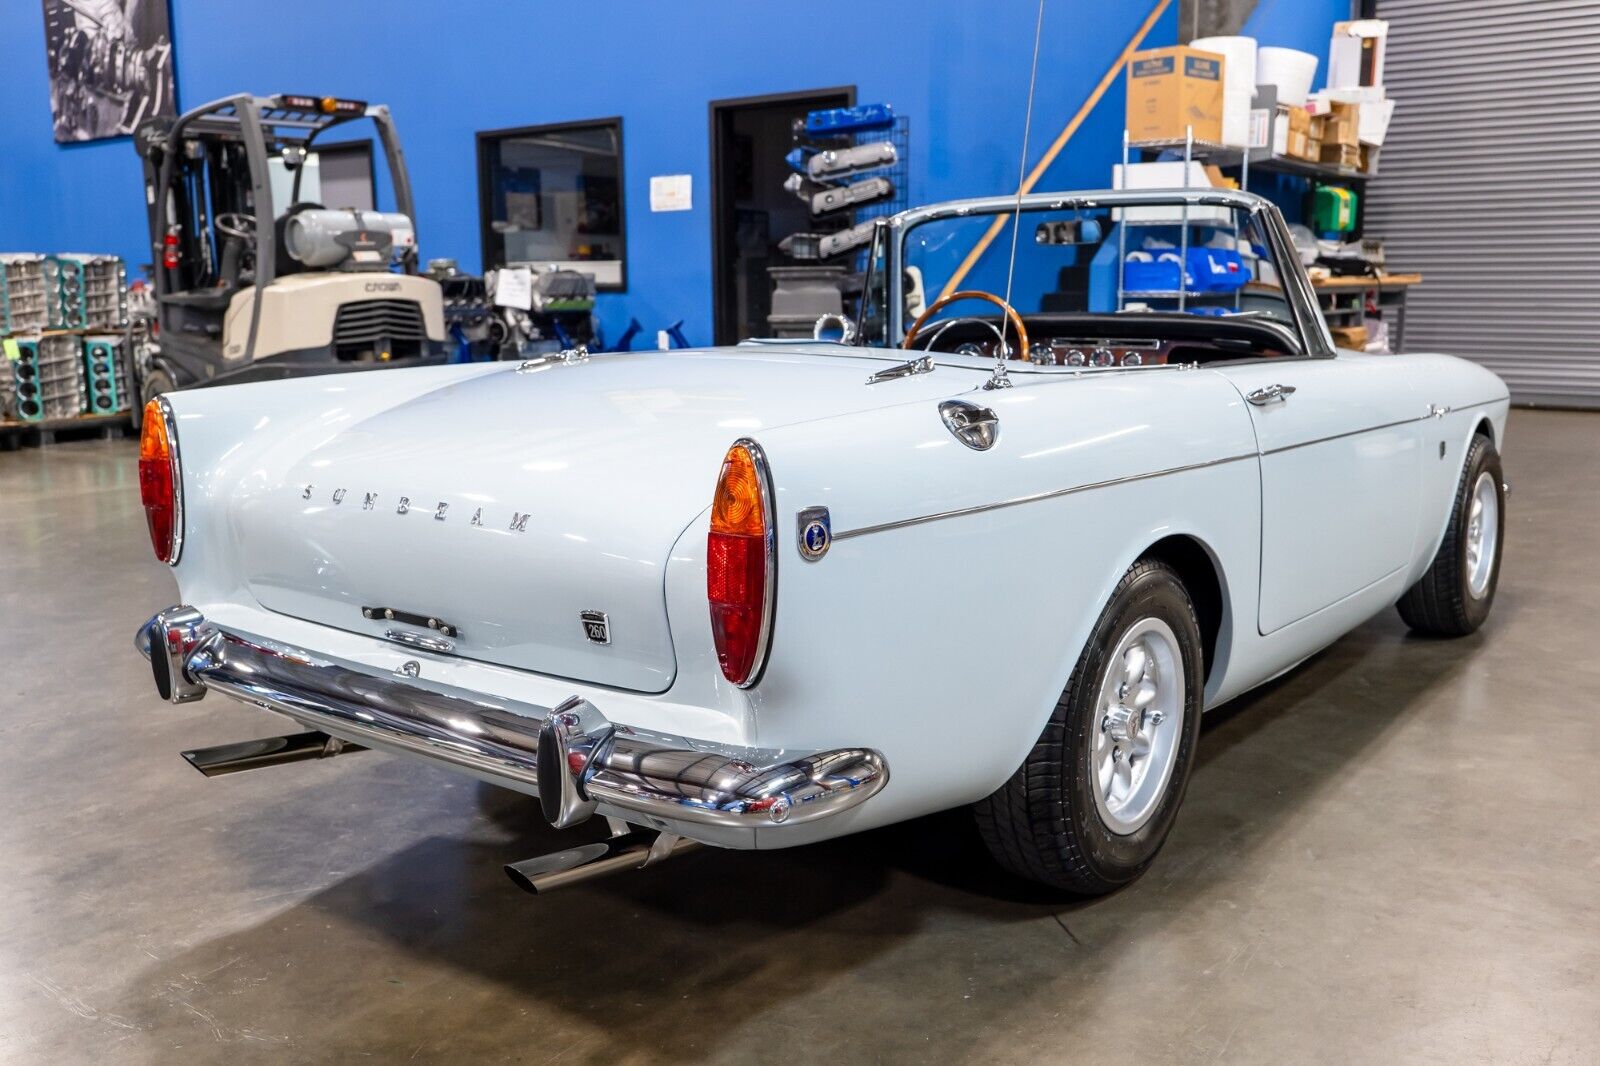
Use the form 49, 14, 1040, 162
136, 188, 1508, 895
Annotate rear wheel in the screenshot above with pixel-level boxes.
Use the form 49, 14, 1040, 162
135, 367, 177, 427
1397, 434, 1504, 636
976, 559, 1204, 894
141, 367, 176, 402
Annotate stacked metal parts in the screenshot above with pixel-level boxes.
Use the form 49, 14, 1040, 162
768, 105, 910, 338
777, 104, 909, 263
9, 334, 87, 422
83, 335, 134, 414
3, 253, 132, 424
45, 255, 129, 330
1, 255, 50, 335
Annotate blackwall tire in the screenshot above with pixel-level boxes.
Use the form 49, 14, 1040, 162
975, 559, 1205, 895
1397, 434, 1504, 637
136, 368, 177, 427
138, 369, 176, 409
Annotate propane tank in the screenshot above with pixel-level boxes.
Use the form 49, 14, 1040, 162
283, 209, 417, 269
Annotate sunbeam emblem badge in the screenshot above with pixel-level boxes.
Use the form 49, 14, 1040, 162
797, 506, 831, 562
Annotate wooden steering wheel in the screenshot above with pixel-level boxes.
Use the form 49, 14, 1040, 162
902, 290, 1030, 359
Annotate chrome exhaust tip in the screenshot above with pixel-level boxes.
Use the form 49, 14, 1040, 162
504, 831, 700, 895
182, 731, 365, 777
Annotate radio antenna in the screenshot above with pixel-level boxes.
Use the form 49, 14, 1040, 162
989, 0, 1048, 391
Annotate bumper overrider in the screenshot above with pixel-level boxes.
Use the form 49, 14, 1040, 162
136, 607, 888, 839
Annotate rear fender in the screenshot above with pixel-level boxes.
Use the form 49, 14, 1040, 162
736, 369, 1260, 838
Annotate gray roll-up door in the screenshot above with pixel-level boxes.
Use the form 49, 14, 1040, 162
1367, 0, 1600, 406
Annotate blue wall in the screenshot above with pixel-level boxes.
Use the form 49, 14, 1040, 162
0, 3, 1353, 344
1, 1, 1189, 345
1242, 0, 1354, 88
1241, 0, 1355, 225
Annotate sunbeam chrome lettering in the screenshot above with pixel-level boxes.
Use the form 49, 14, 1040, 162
295, 485, 531, 532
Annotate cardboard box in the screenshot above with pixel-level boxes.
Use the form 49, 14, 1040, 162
1125, 45, 1225, 144
1320, 141, 1361, 169
1326, 87, 1395, 146
1274, 105, 1319, 161
1330, 324, 1368, 350
1290, 130, 1321, 162
1329, 19, 1387, 89
1322, 101, 1361, 147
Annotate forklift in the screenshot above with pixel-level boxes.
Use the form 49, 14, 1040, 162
133, 93, 447, 405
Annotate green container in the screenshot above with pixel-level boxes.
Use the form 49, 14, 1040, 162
1311, 185, 1358, 234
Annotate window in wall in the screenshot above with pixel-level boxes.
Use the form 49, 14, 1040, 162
267, 138, 378, 215
477, 118, 626, 290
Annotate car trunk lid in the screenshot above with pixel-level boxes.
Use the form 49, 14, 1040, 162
229, 346, 977, 692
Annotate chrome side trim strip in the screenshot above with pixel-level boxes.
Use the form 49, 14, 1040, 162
834, 396, 1510, 543
1258, 415, 1424, 457
832, 452, 1257, 541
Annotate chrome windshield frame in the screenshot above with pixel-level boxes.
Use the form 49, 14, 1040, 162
881, 187, 1332, 359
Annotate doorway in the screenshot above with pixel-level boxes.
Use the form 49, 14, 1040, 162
709, 87, 854, 345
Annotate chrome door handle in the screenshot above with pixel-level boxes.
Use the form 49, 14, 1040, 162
1246, 384, 1297, 406
385, 629, 455, 654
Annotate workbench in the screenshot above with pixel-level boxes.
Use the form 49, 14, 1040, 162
1308, 273, 1423, 352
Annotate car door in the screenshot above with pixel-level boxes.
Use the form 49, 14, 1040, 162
1218, 355, 1423, 633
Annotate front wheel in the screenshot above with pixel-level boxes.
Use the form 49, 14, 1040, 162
1397, 434, 1504, 636
975, 559, 1204, 894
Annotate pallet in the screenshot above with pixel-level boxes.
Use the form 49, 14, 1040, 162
0, 411, 133, 450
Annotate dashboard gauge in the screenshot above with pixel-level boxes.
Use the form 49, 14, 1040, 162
1090, 346, 1115, 367
1122, 351, 1143, 367
954, 342, 986, 357
1064, 348, 1087, 367
1029, 343, 1055, 365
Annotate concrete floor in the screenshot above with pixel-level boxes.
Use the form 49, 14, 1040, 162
0, 409, 1596, 1064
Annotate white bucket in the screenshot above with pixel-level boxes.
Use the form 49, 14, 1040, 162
1257, 46, 1318, 107
1191, 35, 1257, 91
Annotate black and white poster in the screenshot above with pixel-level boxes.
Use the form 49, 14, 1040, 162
42, 0, 176, 143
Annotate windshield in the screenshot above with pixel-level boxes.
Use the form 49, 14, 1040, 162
875, 198, 1300, 347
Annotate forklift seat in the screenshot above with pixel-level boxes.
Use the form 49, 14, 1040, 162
159, 289, 236, 314
157, 234, 250, 316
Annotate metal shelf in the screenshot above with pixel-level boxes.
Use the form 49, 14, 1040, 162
1135, 143, 1367, 180
1117, 126, 1249, 314
1122, 289, 1244, 299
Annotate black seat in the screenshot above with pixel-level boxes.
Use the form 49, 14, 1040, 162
159, 288, 235, 314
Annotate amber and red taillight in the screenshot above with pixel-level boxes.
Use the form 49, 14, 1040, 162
138, 398, 183, 564
707, 439, 775, 688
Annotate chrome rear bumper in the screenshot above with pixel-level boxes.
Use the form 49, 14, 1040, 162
137, 607, 888, 835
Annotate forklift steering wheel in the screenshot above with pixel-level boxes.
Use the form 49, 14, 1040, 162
215, 212, 257, 243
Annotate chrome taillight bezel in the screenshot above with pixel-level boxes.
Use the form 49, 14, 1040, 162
707, 438, 777, 689
141, 395, 184, 566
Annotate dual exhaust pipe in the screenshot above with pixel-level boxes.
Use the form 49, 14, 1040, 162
181, 728, 699, 894
142, 608, 869, 895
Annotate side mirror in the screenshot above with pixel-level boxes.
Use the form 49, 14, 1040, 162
1035, 218, 1104, 246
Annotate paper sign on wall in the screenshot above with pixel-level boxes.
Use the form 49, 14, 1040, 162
494, 267, 533, 310
650, 174, 692, 212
